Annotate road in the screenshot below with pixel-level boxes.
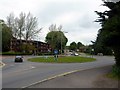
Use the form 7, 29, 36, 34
2, 55, 115, 88
28, 65, 118, 88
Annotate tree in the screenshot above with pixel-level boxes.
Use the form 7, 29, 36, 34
95, 1, 120, 67
21, 43, 35, 53
92, 33, 113, 55
69, 42, 77, 51
24, 12, 42, 41
49, 24, 57, 31
1, 20, 12, 52
77, 42, 84, 49
7, 12, 41, 52
45, 25, 68, 53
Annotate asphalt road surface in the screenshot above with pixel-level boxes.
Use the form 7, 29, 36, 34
2, 55, 115, 88
28, 65, 118, 88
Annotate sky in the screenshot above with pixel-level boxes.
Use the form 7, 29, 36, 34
0, 0, 113, 45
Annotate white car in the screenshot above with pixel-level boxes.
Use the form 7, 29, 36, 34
74, 53, 79, 56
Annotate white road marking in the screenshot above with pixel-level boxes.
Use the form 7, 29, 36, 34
31, 66, 35, 69
21, 69, 85, 88
21, 65, 112, 88
18, 66, 36, 72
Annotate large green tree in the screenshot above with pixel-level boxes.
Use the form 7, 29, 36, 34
95, 1, 120, 67
0, 20, 12, 52
45, 25, 68, 53
92, 35, 113, 55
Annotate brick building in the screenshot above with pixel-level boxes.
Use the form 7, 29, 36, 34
11, 38, 52, 54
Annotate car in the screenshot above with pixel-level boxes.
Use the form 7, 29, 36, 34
14, 56, 23, 62
97, 53, 103, 56
70, 52, 79, 56
74, 53, 79, 56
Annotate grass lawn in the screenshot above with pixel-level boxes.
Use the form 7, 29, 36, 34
28, 56, 96, 63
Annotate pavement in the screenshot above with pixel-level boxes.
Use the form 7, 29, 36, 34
28, 65, 119, 88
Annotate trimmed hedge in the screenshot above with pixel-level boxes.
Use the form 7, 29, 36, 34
0, 51, 54, 55
1, 51, 32, 55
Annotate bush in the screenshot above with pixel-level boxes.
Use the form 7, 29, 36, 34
112, 65, 120, 79
1, 51, 32, 55
37, 52, 53, 55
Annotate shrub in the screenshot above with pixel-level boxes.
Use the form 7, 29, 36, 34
1, 51, 32, 55
112, 65, 120, 79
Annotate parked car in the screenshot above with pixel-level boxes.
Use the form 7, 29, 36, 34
74, 52, 79, 56
14, 56, 23, 62
97, 53, 103, 56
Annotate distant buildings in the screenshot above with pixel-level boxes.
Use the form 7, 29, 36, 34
11, 38, 52, 54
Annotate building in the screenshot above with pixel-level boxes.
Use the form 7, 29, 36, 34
11, 38, 52, 54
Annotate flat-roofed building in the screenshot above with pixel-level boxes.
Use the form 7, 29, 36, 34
11, 38, 52, 54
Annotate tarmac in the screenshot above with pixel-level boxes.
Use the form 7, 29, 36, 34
27, 65, 119, 88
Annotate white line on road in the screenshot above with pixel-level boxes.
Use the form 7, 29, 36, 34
6, 66, 36, 74
21, 69, 85, 88
21, 65, 113, 89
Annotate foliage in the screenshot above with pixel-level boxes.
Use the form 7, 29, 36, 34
77, 42, 84, 49
83, 45, 92, 54
1, 51, 32, 55
95, 1, 120, 66
1, 20, 12, 52
28, 56, 96, 63
23, 12, 42, 41
69, 42, 84, 52
69, 42, 77, 51
45, 25, 68, 52
92, 40, 113, 55
107, 65, 120, 80
7, 12, 42, 52
21, 43, 35, 53
112, 65, 120, 78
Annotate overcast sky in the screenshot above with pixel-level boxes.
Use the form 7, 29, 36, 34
0, 0, 110, 45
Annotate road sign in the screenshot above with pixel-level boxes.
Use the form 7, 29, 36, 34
54, 49, 58, 54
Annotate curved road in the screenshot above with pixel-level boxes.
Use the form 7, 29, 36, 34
2, 55, 115, 88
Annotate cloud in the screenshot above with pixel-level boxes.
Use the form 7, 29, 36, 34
0, 0, 108, 45
53, 12, 82, 25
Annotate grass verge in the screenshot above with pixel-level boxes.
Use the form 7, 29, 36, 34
106, 65, 120, 80
106, 73, 120, 80
28, 56, 96, 63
